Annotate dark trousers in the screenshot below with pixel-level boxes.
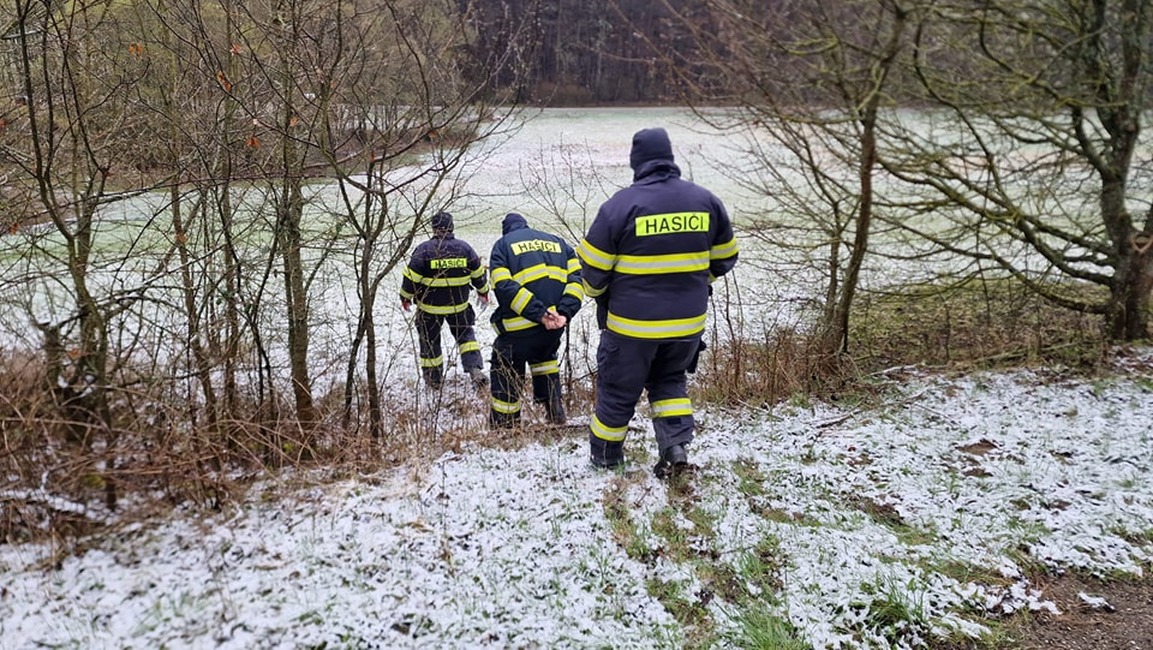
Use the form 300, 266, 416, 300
490, 329, 565, 427
589, 330, 700, 465
416, 307, 482, 386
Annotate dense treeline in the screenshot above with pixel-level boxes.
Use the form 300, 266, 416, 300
459, 0, 720, 104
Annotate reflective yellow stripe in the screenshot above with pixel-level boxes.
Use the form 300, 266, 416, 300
615, 251, 710, 275
530, 360, 558, 376
417, 301, 469, 315
419, 355, 443, 368
470, 266, 488, 279
606, 312, 706, 339
582, 279, 606, 298
404, 266, 472, 287
511, 287, 533, 314
399, 288, 414, 299
577, 239, 616, 271
458, 341, 480, 354
501, 316, 538, 332
651, 398, 692, 418
491, 398, 521, 414
567, 258, 581, 273
564, 282, 585, 301
590, 414, 628, 442
512, 263, 568, 285
490, 267, 512, 283
711, 237, 738, 260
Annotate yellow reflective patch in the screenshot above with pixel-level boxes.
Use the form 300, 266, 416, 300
430, 257, 469, 269
634, 212, 709, 237
511, 239, 562, 255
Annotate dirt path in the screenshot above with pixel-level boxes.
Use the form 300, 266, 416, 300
1013, 574, 1153, 650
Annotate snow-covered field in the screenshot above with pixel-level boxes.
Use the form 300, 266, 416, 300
2, 347, 1151, 649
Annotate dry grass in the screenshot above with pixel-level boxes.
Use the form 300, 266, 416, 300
0, 279, 1133, 544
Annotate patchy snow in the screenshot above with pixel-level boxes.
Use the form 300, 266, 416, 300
2, 349, 1152, 649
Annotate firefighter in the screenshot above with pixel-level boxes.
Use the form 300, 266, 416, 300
578, 127, 739, 476
488, 213, 583, 428
399, 211, 490, 388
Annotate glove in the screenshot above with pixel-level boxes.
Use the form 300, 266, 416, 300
401, 299, 411, 312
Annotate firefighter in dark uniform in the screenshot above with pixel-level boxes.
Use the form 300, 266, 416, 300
399, 211, 491, 388
488, 213, 583, 428
578, 127, 739, 475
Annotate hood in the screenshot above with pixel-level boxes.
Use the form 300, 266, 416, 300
501, 212, 529, 234
629, 127, 674, 170
431, 211, 454, 231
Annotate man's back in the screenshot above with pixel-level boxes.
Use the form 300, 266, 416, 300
579, 134, 738, 340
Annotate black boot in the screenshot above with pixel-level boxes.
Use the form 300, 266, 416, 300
589, 433, 625, 470
489, 409, 521, 430
467, 366, 489, 388
536, 374, 566, 424
422, 367, 443, 389
653, 443, 688, 479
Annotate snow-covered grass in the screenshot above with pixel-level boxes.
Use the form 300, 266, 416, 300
2, 349, 1152, 649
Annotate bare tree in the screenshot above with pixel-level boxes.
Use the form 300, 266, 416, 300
893, 0, 1153, 340
634, 0, 914, 358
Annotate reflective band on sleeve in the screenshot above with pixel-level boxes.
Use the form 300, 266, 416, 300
511, 287, 533, 314
501, 316, 538, 332
577, 239, 616, 271
564, 283, 585, 300
651, 398, 692, 418
490, 267, 513, 283
710, 237, 739, 259
471, 266, 488, 279
419, 355, 444, 368
458, 341, 480, 354
491, 398, 521, 414
606, 312, 707, 339
590, 414, 628, 442
582, 279, 606, 297
529, 360, 559, 376
567, 258, 581, 273
614, 251, 710, 275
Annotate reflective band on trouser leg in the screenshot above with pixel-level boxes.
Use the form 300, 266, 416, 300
590, 414, 627, 442
529, 360, 558, 376
459, 341, 480, 354
651, 398, 692, 418
419, 355, 443, 368
489, 335, 524, 427
646, 338, 700, 451
491, 397, 521, 415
